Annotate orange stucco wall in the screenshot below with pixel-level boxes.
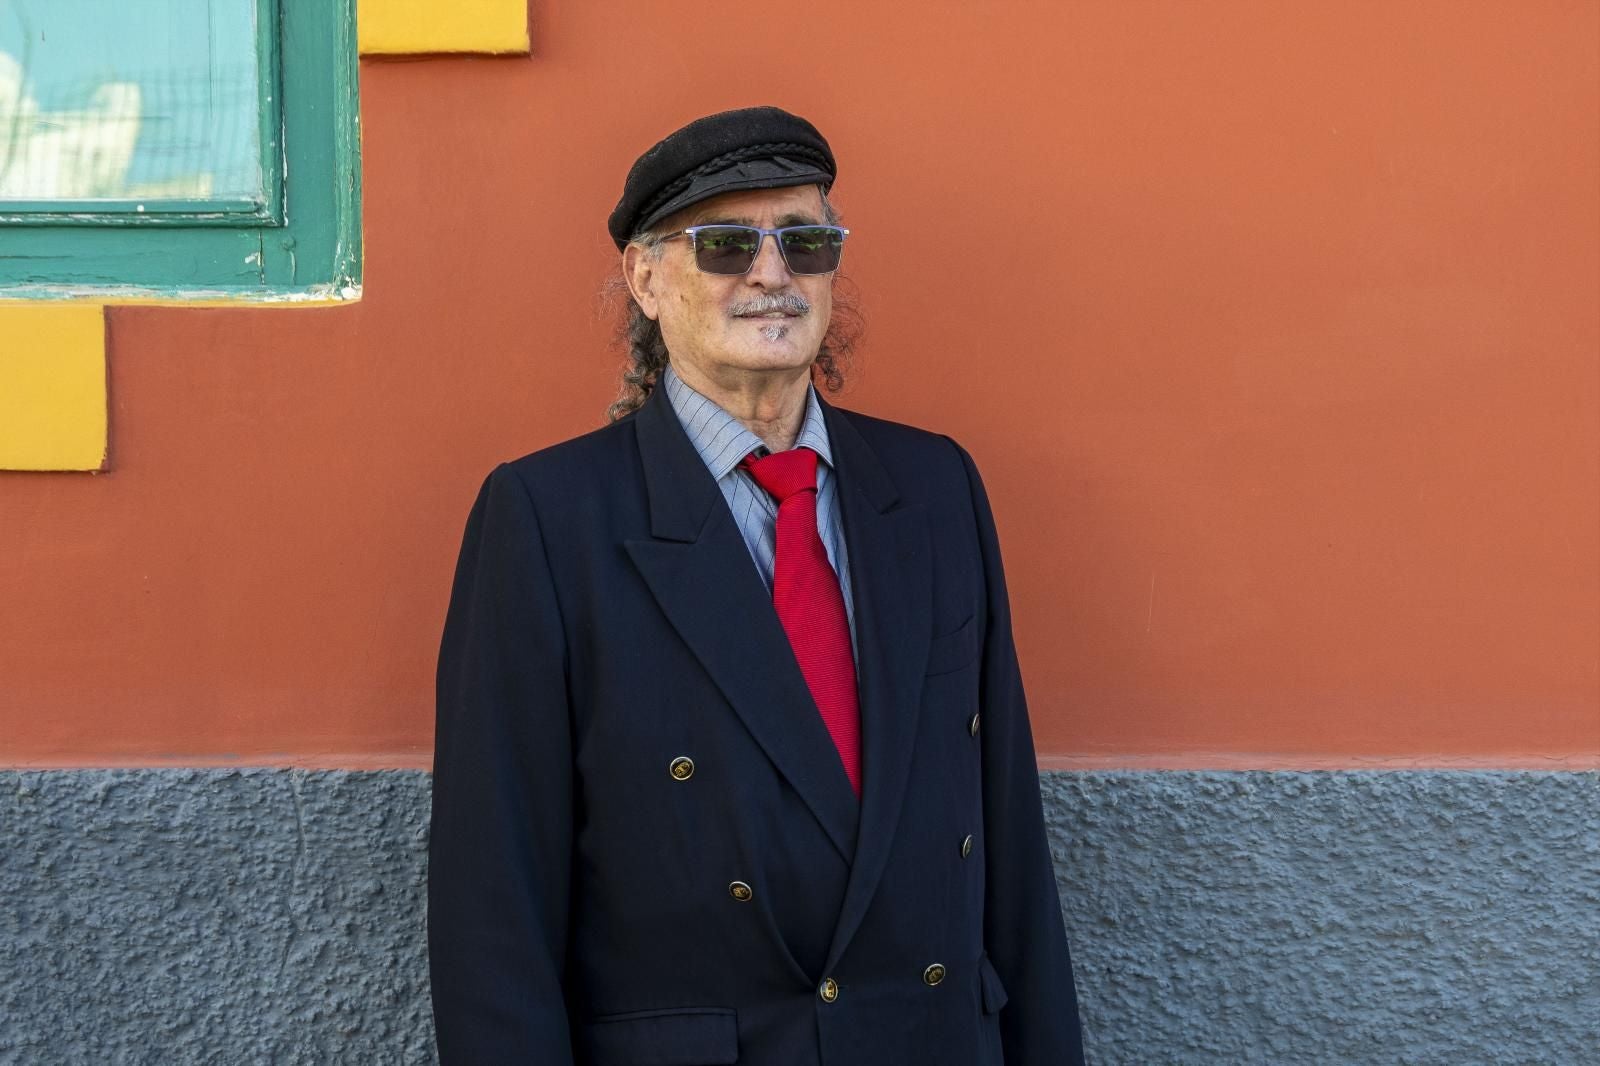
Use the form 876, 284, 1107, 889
2, 1, 1596, 768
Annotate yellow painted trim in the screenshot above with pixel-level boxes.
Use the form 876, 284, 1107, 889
358, 0, 529, 55
0, 305, 108, 472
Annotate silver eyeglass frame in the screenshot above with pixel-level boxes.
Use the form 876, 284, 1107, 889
663, 224, 850, 276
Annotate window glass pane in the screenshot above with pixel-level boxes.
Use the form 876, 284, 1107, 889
0, 0, 262, 203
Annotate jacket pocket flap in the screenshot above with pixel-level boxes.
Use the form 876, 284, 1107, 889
925, 614, 980, 676
978, 955, 1009, 1015
582, 1007, 738, 1065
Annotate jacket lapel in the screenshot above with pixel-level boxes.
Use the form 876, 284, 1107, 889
624, 386, 859, 862
819, 399, 933, 971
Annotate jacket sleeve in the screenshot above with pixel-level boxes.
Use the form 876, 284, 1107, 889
955, 442, 1088, 1066
429, 463, 576, 1065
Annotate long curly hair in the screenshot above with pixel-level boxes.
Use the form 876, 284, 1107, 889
603, 192, 863, 422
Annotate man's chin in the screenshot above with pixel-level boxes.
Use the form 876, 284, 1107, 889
732, 314, 806, 339
723, 331, 821, 365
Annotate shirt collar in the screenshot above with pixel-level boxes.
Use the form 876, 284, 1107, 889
662, 363, 834, 481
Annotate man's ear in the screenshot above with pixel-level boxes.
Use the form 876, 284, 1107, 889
622, 244, 661, 321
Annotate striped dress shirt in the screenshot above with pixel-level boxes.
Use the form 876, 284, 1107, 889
661, 364, 857, 650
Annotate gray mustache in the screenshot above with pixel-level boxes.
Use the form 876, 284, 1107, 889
730, 293, 811, 318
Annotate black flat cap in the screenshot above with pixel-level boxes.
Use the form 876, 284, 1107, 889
608, 106, 835, 249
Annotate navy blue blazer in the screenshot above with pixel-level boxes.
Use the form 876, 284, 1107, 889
429, 383, 1085, 1065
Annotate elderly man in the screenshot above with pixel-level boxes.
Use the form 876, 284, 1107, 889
429, 106, 1085, 1065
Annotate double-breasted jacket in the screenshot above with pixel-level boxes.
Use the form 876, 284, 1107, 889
428, 384, 1085, 1065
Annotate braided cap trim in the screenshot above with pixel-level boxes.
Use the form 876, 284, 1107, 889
636, 141, 833, 233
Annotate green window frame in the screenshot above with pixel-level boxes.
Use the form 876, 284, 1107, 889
0, 0, 360, 300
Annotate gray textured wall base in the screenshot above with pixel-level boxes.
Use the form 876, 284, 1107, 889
2, 770, 1595, 1065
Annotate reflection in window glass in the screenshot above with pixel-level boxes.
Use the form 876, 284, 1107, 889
0, 0, 261, 203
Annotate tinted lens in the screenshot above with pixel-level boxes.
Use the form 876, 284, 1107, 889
692, 226, 761, 274
779, 227, 845, 274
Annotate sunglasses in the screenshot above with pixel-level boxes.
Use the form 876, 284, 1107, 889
667, 224, 850, 276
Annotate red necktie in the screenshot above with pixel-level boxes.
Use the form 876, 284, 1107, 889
741, 448, 862, 797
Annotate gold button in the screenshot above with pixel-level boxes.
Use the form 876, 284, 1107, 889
729, 881, 753, 902
960, 834, 974, 859
819, 977, 839, 1002
923, 963, 946, 987
669, 756, 695, 781
968, 713, 980, 736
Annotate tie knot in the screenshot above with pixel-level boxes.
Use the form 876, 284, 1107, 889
741, 447, 819, 503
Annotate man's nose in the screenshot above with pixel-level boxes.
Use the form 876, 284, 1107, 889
744, 233, 792, 286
